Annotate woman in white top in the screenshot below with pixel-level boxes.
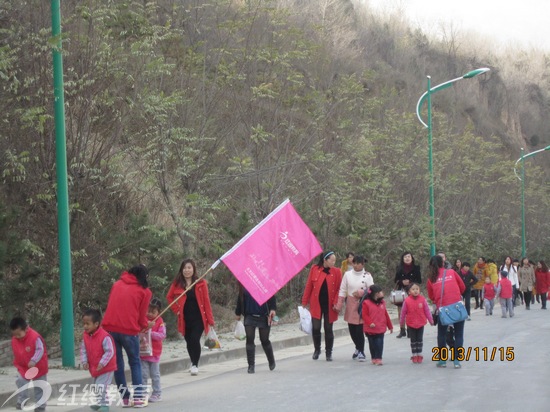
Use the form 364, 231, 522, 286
334, 255, 374, 361
500, 256, 519, 305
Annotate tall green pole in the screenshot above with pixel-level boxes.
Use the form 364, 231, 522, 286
427, 76, 436, 256
520, 148, 526, 257
514, 144, 550, 258
416, 68, 490, 257
51, 0, 75, 367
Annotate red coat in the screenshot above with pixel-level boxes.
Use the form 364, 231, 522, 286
12, 327, 48, 379
498, 278, 513, 299
427, 269, 465, 308
362, 299, 393, 334
82, 327, 117, 378
535, 269, 550, 294
301, 265, 342, 323
400, 295, 433, 329
166, 280, 214, 336
102, 272, 152, 336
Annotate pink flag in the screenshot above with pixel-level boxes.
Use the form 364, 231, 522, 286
214, 199, 322, 305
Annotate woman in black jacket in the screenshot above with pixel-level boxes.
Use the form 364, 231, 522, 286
394, 251, 422, 338
235, 285, 277, 374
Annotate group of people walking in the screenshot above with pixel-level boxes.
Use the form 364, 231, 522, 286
10, 252, 549, 409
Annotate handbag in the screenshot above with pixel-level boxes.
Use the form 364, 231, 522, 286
298, 305, 312, 335
437, 270, 469, 326
389, 283, 407, 305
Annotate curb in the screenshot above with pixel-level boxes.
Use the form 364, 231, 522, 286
0, 325, 350, 407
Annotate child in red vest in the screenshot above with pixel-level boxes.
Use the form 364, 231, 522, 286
140, 298, 166, 403
362, 285, 393, 365
10, 317, 49, 411
81, 309, 117, 411
399, 283, 434, 364
482, 277, 496, 316
497, 271, 514, 318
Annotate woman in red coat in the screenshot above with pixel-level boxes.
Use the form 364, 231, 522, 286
535, 260, 549, 310
166, 259, 214, 376
301, 251, 342, 361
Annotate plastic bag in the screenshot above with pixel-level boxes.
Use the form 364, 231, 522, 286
204, 328, 222, 349
139, 329, 152, 356
234, 320, 246, 341
298, 305, 312, 335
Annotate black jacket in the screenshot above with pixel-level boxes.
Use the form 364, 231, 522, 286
235, 288, 277, 317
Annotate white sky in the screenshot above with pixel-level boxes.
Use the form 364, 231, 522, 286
366, 0, 550, 51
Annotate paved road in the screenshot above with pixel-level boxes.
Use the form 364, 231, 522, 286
33, 305, 550, 411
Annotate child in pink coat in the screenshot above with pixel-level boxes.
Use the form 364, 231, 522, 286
399, 283, 434, 364
362, 285, 393, 365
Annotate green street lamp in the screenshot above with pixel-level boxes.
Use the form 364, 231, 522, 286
416, 68, 490, 256
514, 144, 550, 256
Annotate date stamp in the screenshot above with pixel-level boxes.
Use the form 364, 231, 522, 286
432, 346, 515, 362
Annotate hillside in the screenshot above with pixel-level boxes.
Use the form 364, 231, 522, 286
0, 0, 548, 338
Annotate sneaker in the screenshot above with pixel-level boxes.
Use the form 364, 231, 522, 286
97, 407, 110, 412
376, 359, 383, 366
148, 395, 162, 403
411, 356, 417, 364
190, 365, 199, 376
417, 355, 424, 364
122, 399, 133, 408
16, 405, 22, 411
436, 360, 447, 368
352, 349, 359, 360
453, 359, 461, 369
467, 317, 471, 321
91, 406, 101, 411
133, 399, 148, 408
357, 352, 366, 362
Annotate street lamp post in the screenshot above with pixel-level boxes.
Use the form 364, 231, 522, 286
416, 68, 490, 257
513, 144, 550, 256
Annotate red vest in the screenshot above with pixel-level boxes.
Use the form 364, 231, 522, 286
11, 327, 48, 379
150, 317, 165, 358
83, 327, 117, 378
499, 278, 513, 299
483, 283, 496, 300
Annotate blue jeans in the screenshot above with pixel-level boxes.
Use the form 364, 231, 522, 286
109, 332, 144, 401
365, 333, 385, 360
437, 320, 465, 352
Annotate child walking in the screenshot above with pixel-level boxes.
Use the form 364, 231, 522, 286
482, 276, 496, 315
361, 285, 393, 365
497, 271, 514, 318
399, 283, 434, 364
81, 309, 117, 412
140, 298, 166, 402
10, 317, 49, 412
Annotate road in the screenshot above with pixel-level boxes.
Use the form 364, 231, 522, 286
62, 305, 550, 412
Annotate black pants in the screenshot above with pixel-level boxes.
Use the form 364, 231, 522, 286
348, 323, 365, 352
462, 289, 472, 316
541, 293, 547, 309
473, 289, 481, 308
408, 326, 424, 355
184, 323, 204, 367
523, 291, 532, 309
312, 305, 334, 353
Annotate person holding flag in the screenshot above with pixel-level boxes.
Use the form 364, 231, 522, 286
302, 251, 342, 361
235, 284, 277, 374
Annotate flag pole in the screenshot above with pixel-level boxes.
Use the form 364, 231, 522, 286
155, 265, 216, 320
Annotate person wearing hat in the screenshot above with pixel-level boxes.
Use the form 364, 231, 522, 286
497, 271, 514, 318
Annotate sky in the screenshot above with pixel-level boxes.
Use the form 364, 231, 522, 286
366, 0, 550, 51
